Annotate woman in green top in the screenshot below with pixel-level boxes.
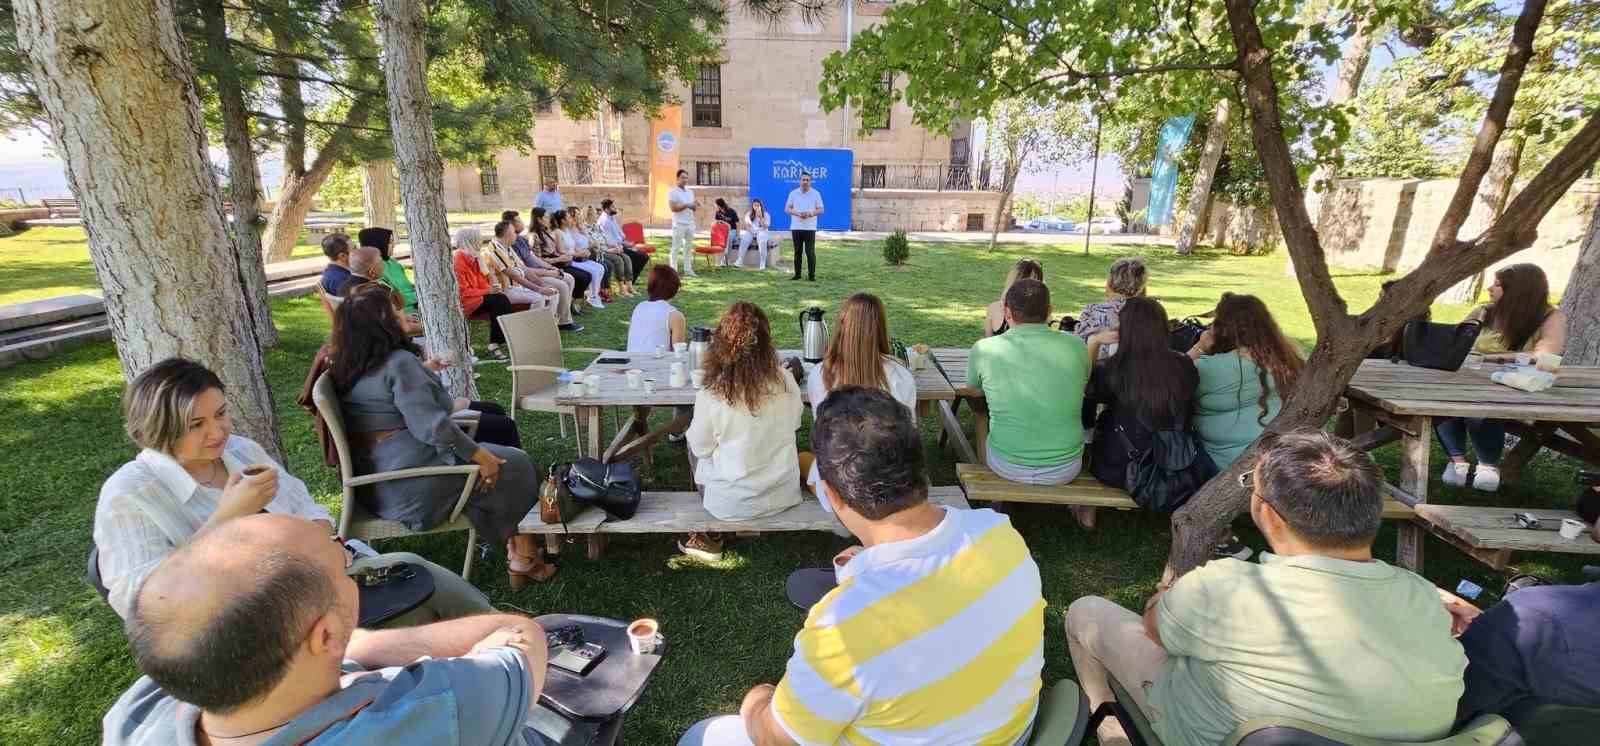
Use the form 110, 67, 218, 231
1189, 293, 1304, 470
360, 227, 417, 314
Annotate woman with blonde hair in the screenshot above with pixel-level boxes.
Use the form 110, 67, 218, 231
984, 258, 1043, 336
1076, 256, 1148, 357
805, 293, 916, 498
683, 301, 805, 560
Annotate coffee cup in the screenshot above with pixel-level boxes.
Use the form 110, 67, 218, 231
241, 464, 272, 479
654, 344, 666, 359
1537, 353, 1563, 373
832, 553, 851, 584
691, 369, 706, 388
1560, 518, 1587, 540
626, 369, 643, 389
627, 618, 663, 655
673, 342, 688, 359
670, 362, 687, 388
585, 376, 602, 396
643, 378, 657, 394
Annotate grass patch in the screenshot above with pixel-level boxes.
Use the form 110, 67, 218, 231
0, 238, 1584, 744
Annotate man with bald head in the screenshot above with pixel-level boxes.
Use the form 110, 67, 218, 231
340, 245, 385, 295
104, 514, 555, 745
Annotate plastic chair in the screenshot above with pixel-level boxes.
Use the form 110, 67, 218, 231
498, 309, 608, 456
694, 222, 729, 271
621, 222, 657, 255
311, 373, 483, 579
1027, 680, 1092, 746
1501, 698, 1600, 746
319, 288, 343, 323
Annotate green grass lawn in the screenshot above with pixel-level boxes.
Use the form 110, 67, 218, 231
0, 239, 1588, 744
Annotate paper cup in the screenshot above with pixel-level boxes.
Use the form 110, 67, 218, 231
1560, 518, 1587, 540
626, 369, 643, 389
654, 344, 666, 359
670, 362, 686, 388
643, 378, 657, 394
1537, 353, 1563, 373
673, 342, 688, 358
691, 369, 706, 388
627, 618, 662, 655
585, 376, 602, 396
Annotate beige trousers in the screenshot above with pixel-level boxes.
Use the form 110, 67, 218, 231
531, 273, 574, 324
1064, 596, 1169, 746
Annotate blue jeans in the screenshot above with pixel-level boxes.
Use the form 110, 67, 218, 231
1435, 417, 1507, 466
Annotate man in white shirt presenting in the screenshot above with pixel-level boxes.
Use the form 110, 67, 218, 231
668, 169, 700, 277
785, 172, 823, 281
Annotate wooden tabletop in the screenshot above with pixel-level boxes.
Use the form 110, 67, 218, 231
1346, 359, 1600, 422
555, 349, 957, 407
929, 347, 979, 397
1415, 505, 1600, 557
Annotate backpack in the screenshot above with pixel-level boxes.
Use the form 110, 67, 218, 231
1168, 317, 1209, 352
1115, 420, 1217, 513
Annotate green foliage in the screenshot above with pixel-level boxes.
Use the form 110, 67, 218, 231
316, 163, 365, 211
882, 229, 911, 266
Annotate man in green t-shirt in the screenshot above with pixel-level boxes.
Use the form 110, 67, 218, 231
968, 278, 1090, 485
1065, 429, 1467, 746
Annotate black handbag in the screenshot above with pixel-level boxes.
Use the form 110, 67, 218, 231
562, 458, 642, 520
1116, 421, 1216, 513
1401, 320, 1482, 371
1169, 317, 1209, 352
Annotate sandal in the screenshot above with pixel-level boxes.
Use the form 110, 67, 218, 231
506, 544, 557, 590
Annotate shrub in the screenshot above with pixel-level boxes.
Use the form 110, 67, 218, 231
882, 229, 911, 266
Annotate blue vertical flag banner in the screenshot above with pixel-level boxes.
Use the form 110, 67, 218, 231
748, 148, 854, 231
1147, 115, 1196, 227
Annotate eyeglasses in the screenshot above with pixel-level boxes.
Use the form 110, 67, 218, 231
1239, 470, 1277, 512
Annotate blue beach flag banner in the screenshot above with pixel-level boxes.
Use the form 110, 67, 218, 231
748, 148, 854, 231
1147, 115, 1196, 227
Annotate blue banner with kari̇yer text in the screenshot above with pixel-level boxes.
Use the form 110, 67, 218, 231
1147, 115, 1196, 227
748, 147, 854, 231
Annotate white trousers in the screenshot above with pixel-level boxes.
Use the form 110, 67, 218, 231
572, 260, 606, 300
670, 224, 696, 271
734, 230, 776, 268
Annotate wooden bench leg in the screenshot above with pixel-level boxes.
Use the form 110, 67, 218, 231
1395, 415, 1431, 572
544, 534, 562, 555
586, 534, 607, 560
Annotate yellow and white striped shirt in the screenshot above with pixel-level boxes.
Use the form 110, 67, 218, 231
772, 507, 1044, 745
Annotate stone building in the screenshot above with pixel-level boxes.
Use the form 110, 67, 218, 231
439, 2, 999, 231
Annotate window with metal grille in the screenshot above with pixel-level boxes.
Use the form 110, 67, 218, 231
966, 213, 985, 231
538, 156, 558, 183
861, 165, 887, 189
865, 72, 893, 130
478, 160, 499, 195
574, 156, 593, 185
696, 162, 722, 186
692, 64, 722, 128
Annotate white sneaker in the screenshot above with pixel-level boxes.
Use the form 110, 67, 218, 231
1473, 465, 1501, 492
683, 268, 699, 278
1442, 462, 1470, 487
588, 297, 605, 309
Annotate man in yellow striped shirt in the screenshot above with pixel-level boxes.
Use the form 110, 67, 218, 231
678, 387, 1045, 746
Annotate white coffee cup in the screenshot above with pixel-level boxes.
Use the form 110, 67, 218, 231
670, 362, 686, 388
691, 369, 705, 388
585, 376, 602, 396
673, 342, 688, 359
654, 344, 666, 359
627, 618, 663, 655
568, 371, 586, 396
626, 369, 643, 389
832, 553, 851, 584
1537, 353, 1563, 373
1560, 518, 1586, 540
643, 378, 657, 394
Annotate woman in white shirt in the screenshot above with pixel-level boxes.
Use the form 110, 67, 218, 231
734, 198, 778, 270
804, 293, 916, 499
626, 265, 688, 353
684, 301, 804, 560
550, 209, 608, 309
92, 358, 492, 623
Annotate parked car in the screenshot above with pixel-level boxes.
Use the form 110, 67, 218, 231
1025, 216, 1077, 233
1087, 217, 1124, 234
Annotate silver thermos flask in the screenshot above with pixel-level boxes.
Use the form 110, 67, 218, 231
800, 306, 829, 363
689, 325, 712, 371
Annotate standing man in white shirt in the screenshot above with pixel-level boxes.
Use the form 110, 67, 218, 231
534, 178, 564, 215
668, 169, 700, 277
785, 172, 823, 282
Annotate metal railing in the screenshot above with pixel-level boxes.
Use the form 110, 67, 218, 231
853, 163, 978, 191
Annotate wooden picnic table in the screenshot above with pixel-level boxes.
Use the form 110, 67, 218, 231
927, 347, 988, 464
1343, 359, 1600, 571
555, 349, 956, 465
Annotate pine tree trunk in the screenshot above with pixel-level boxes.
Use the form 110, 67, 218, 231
1445, 132, 1526, 304
14, 0, 284, 460
1176, 99, 1232, 255
377, 0, 476, 398
201, 0, 277, 347
1562, 201, 1600, 366
1306, 13, 1376, 224
362, 159, 398, 230
261, 141, 349, 262
988, 160, 1020, 251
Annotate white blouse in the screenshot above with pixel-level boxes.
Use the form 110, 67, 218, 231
686, 374, 805, 521
93, 435, 332, 618
804, 357, 918, 490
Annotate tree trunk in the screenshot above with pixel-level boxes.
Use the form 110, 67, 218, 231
200, 0, 277, 347
377, 0, 476, 398
15, 0, 284, 460
362, 159, 398, 230
1306, 12, 1377, 224
1444, 132, 1526, 304
261, 131, 353, 262
988, 159, 1020, 251
1562, 201, 1600, 366
1176, 98, 1232, 255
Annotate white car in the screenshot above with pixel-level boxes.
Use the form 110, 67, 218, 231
1087, 217, 1124, 234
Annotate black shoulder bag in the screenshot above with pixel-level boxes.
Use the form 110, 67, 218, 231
563, 458, 642, 520
1116, 417, 1217, 513
1168, 317, 1209, 352
1401, 320, 1482, 371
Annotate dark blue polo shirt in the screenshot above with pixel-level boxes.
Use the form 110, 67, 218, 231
321, 264, 352, 295
1457, 581, 1600, 722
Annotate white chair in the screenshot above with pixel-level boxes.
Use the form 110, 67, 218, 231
498, 309, 606, 455
311, 372, 483, 579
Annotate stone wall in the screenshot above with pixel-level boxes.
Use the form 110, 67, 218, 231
853, 190, 1000, 232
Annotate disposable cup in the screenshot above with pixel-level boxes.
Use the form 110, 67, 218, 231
627, 618, 663, 655
626, 369, 643, 389
1560, 518, 1586, 540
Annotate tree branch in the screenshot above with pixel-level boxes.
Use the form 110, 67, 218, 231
1221, 0, 1348, 335
1428, 0, 1547, 251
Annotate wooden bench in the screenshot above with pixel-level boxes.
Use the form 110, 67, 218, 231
42, 198, 79, 218
957, 463, 1416, 520
1414, 505, 1600, 570
519, 486, 971, 558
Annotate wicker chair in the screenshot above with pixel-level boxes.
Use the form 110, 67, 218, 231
498, 309, 607, 455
